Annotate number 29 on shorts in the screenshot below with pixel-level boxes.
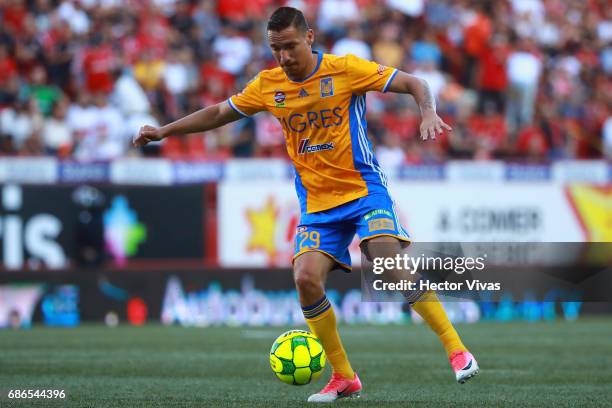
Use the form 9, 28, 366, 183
297, 230, 320, 251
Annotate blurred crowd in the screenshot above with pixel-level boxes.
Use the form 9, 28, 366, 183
0, 0, 611, 166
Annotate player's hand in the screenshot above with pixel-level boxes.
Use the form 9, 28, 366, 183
420, 113, 452, 141
133, 125, 165, 147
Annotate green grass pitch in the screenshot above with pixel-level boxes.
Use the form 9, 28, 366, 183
1, 318, 612, 407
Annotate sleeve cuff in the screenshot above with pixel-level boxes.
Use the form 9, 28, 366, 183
382, 69, 399, 93
227, 97, 249, 117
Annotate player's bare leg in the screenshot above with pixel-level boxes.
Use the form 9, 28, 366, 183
294, 252, 362, 402
294, 251, 332, 306
366, 236, 479, 383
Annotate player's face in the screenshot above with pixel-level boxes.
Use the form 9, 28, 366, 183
268, 26, 314, 80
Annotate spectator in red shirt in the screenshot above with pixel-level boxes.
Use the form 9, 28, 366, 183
0, 44, 17, 78
2, 0, 28, 36
81, 34, 118, 94
477, 34, 510, 114
462, 2, 493, 87
136, 8, 170, 60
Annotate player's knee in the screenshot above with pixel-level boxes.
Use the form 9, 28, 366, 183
293, 263, 324, 296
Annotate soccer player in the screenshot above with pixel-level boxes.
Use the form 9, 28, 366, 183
134, 7, 479, 403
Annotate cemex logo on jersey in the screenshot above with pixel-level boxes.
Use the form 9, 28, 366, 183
298, 139, 335, 155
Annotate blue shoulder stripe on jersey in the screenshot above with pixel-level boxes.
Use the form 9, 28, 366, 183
288, 51, 323, 83
227, 97, 249, 117
382, 69, 399, 93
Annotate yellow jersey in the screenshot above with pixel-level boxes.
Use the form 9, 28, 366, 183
228, 51, 399, 213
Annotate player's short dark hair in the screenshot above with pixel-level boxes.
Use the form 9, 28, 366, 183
267, 7, 309, 33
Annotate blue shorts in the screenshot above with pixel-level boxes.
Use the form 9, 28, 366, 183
292, 193, 410, 271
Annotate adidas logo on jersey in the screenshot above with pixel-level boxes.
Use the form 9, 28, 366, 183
298, 88, 309, 98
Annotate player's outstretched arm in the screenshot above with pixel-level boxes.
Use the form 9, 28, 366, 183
133, 101, 243, 147
385, 72, 452, 141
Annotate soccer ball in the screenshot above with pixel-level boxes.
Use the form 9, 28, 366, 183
269, 329, 326, 385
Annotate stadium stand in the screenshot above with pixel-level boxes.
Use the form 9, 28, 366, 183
0, 0, 610, 164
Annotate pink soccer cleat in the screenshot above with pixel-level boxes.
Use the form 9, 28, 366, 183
307, 372, 362, 403
450, 351, 479, 384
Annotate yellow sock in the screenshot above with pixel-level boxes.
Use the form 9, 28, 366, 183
303, 296, 355, 379
412, 291, 467, 358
